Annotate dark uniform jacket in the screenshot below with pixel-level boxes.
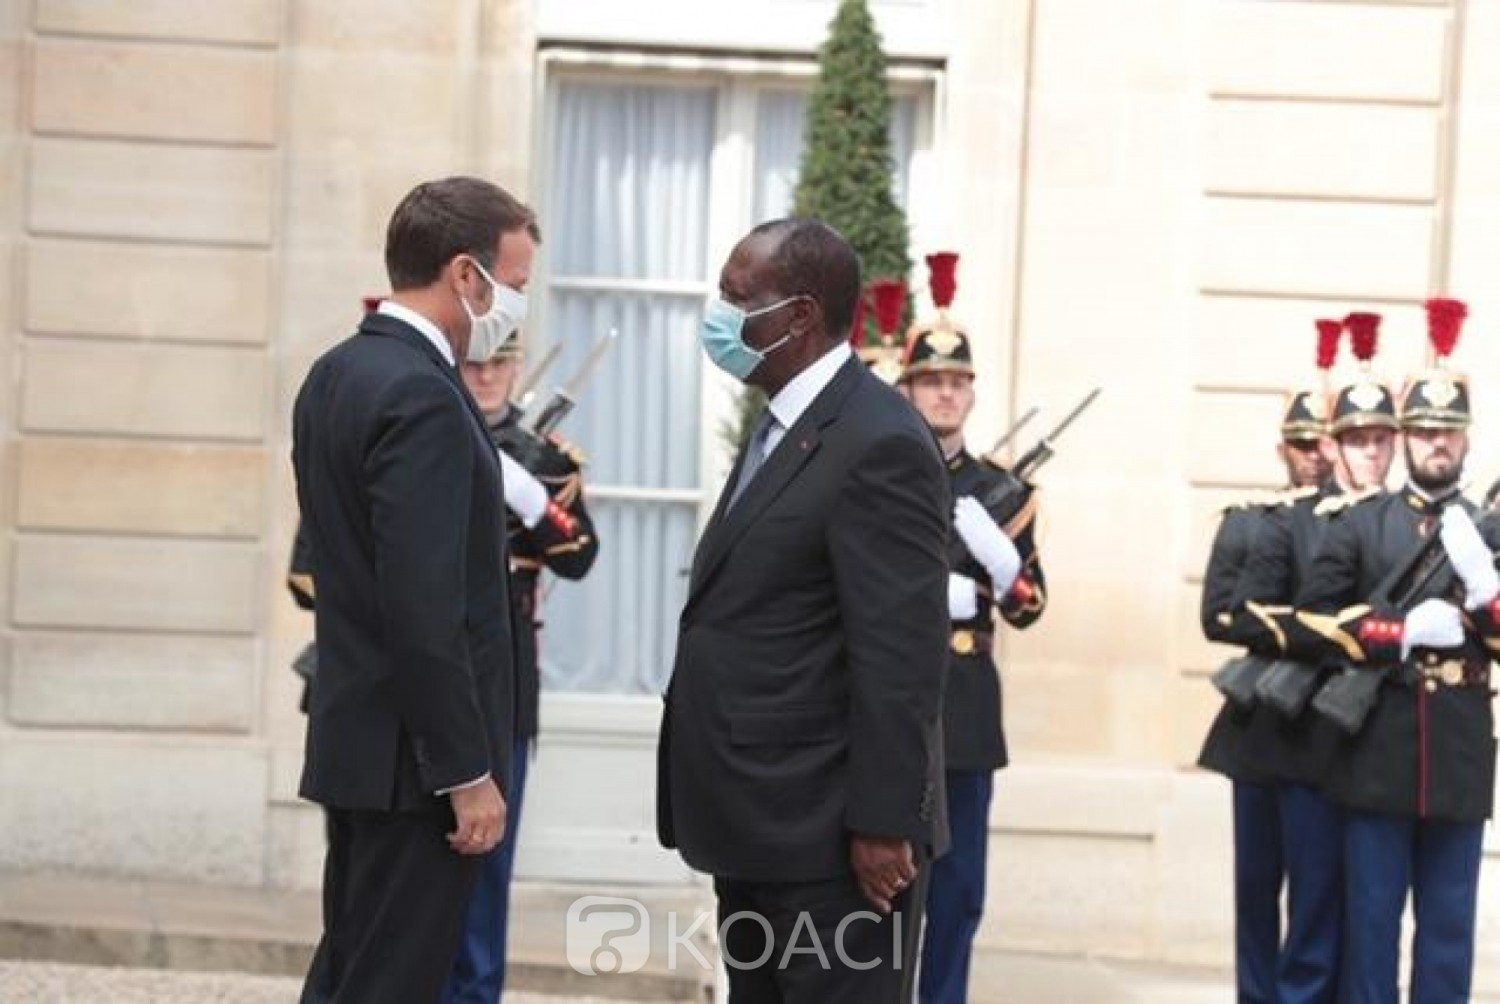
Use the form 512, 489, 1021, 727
944, 449, 1047, 771
658, 357, 951, 882
1221, 484, 1348, 787
1197, 497, 1285, 783
291, 312, 517, 811
487, 405, 599, 741
1289, 487, 1500, 823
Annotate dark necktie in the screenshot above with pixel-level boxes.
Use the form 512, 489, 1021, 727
728, 410, 778, 510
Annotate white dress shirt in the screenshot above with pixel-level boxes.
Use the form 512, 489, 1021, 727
762, 341, 853, 456
377, 299, 456, 367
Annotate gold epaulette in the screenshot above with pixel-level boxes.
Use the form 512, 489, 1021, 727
1314, 487, 1380, 518
1222, 488, 1296, 514
1277, 485, 1320, 505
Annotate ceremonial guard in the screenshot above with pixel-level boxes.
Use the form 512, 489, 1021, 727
445, 329, 600, 1003
898, 253, 1047, 1004
1196, 319, 1338, 1004
1289, 299, 1498, 1003
1209, 313, 1400, 1003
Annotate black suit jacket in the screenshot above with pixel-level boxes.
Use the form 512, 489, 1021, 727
658, 356, 951, 882
292, 311, 516, 812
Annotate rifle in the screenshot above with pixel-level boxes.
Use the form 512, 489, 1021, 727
967, 389, 1101, 534
1002, 388, 1101, 482
1312, 496, 1478, 735
526, 329, 617, 439
512, 342, 563, 415
1212, 654, 1271, 712
291, 642, 318, 685
497, 329, 617, 473
984, 406, 1039, 461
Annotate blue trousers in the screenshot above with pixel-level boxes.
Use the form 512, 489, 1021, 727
1233, 781, 1284, 1004
441, 736, 532, 1004
1344, 811, 1483, 1004
1276, 784, 1342, 1004
919, 769, 993, 1004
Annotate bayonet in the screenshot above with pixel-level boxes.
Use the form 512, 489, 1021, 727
527, 329, 619, 438
513, 342, 563, 407
1010, 387, 1101, 481
985, 406, 1040, 459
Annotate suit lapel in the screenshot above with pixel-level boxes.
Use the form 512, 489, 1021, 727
360, 313, 496, 450
687, 357, 865, 600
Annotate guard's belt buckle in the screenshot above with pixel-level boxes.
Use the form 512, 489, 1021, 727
951, 630, 991, 656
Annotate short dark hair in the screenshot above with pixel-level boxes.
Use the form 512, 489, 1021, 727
750, 217, 861, 340
384, 176, 541, 291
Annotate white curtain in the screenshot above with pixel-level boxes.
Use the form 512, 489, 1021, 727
537, 82, 715, 695
753, 90, 919, 222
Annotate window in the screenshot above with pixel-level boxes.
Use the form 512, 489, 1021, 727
534, 57, 934, 695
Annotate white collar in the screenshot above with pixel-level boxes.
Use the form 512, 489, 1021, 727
377, 300, 455, 367
767, 341, 852, 431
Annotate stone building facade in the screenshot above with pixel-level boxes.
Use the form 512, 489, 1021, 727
3, 0, 1500, 985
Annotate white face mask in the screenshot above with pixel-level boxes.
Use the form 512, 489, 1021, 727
460, 257, 528, 363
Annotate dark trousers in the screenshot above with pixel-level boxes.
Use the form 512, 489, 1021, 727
1276, 783, 1343, 1004
918, 769, 993, 1004
1233, 781, 1284, 1004
300, 807, 481, 1004
1344, 810, 1484, 1004
714, 866, 926, 1004
442, 736, 532, 1004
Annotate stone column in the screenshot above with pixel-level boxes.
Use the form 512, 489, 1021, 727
1, 0, 285, 884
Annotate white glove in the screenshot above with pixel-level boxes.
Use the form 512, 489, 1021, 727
953, 496, 1022, 594
1440, 506, 1500, 609
497, 448, 549, 528
947, 573, 980, 620
1401, 598, 1465, 658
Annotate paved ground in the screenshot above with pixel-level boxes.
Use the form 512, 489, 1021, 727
10, 950, 1500, 1003
0, 960, 648, 1003
0, 955, 1227, 1003
5, 872, 1498, 1003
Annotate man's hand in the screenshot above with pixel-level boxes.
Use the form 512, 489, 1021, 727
953, 496, 1022, 594
447, 778, 507, 856
850, 834, 916, 915
1440, 506, 1500, 609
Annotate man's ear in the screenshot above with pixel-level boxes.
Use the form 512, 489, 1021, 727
792, 295, 823, 339
447, 254, 482, 292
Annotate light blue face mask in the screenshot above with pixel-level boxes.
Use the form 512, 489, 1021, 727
698, 296, 802, 381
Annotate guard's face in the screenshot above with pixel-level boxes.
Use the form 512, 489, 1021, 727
461, 356, 521, 417
1278, 437, 1330, 489
1330, 426, 1396, 491
1405, 426, 1468, 490
906, 371, 975, 440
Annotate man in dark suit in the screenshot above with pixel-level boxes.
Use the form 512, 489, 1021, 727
292, 176, 538, 1003
658, 218, 951, 1003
